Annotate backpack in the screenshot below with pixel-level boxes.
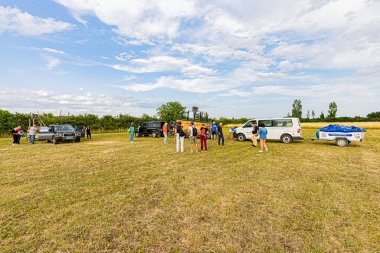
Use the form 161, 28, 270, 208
192, 126, 197, 136
177, 126, 185, 137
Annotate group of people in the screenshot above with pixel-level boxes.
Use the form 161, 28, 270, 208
81, 126, 92, 139
10, 125, 38, 145
127, 120, 268, 153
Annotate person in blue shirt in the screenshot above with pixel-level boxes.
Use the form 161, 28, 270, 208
258, 123, 268, 152
211, 122, 217, 140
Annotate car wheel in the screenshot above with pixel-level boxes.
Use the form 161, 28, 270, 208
281, 134, 293, 144
336, 138, 349, 147
237, 134, 246, 141
52, 137, 58, 144
75, 138, 80, 142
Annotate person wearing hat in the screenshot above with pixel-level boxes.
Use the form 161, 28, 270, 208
211, 122, 217, 140
129, 122, 135, 143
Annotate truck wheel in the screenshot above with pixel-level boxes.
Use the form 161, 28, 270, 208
152, 132, 157, 138
237, 134, 246, 141
336, 138, 349, 147
75, 138, 81, 142
52, 137, 58, 144
281, 134, 293, 144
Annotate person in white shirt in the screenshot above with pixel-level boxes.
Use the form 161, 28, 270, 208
28, 125, 38, 144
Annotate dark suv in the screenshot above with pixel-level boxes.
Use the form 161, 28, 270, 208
37, 124, 81, 144
136, 121, 165, 137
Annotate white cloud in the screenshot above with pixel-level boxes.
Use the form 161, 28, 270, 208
41, 48, 65, 55
0, 86, 161, 115
0, 6, 73, 36
55, 0, 197, 43
112, 56, 215, 76
115, 52, 134, 61
46, 58, 60, 70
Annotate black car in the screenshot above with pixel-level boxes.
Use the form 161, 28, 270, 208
136, 121, 165, 137
37, 124, 81, 144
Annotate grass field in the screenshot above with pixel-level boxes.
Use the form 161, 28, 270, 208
1, 128, 379, 252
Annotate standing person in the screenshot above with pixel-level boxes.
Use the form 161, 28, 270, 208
81, 126, 86, 138
129, 122, 135, 143
86, 125, 92, 139
175, 121, 185, 153
28, 125, 38, 144
17, 127, 23, 144
259, 123, 268, 152
162, 122, 168, 144
188, 121, 198, 153
217, 122, 224, 146
10, 127, 20, 146
251, 121, 259, 147
200, 127, 208, 151
211, 122, 217, 140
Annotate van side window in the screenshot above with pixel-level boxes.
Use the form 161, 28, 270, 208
274, 119, 293, 127
258, 120, 273, 127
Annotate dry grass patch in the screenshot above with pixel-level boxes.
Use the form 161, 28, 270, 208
0, 131, 379, 252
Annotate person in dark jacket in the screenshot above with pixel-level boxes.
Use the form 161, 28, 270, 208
217, 122, 224, 146
86, 126, 92, 139
251, 121, 259, 147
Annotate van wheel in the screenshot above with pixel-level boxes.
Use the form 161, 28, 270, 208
237, 134, 246, 141
336, 138, 349, 147
281, 134, 293, 144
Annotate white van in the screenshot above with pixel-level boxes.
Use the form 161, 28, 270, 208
233, 118, 302, 143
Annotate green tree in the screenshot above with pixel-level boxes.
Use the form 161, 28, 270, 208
320, 111, 325, 120
156, 102, 186, 122
291, 99, 302, 118
367, 111, 380, 118
306, 110, 310, 119
328, 102, 338, 118
312, 110, 315, 119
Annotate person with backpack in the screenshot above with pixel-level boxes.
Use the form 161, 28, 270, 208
259, 123, 268, 152
188, 121, 198, 153
251, 121, 259, 147
217, 122, 224, 146
200, 127, 208, 151
175, 121, 185, 153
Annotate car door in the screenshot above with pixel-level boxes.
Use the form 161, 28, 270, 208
272, 119, 293, 140
258, 120, 274, 139
242, 120, 254, 139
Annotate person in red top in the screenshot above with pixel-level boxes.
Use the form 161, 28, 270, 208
200, 127, 208, 151
162, 122, 168, 144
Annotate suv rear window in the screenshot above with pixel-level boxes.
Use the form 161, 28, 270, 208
274, 119, 293, 127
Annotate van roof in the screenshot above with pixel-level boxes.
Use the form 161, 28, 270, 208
248, 117, 299, 120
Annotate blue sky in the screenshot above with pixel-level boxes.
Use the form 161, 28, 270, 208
0, 0, 379, 118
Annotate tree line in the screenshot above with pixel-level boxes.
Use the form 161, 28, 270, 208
1, 100, 379, 136
290, 99, 379, 122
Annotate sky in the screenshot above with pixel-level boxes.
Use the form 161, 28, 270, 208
0, 0, 379, 118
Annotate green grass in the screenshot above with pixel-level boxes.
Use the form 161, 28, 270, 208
1, 129, 379, 252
